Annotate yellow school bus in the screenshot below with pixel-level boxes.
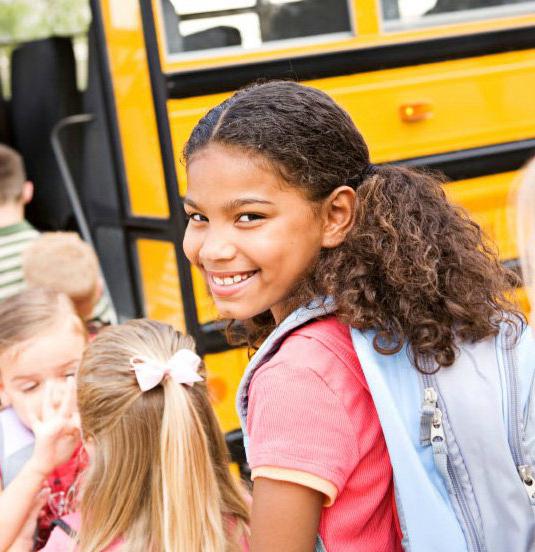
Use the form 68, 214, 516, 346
3, 1, 535, 469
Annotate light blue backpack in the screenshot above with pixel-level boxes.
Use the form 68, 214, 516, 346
237, 302, 535, 552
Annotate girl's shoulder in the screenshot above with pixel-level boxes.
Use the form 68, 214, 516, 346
263, 315, 368, 390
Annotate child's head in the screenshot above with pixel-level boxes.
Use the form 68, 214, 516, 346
183, 80, 520, 370
0, 288, 86, 429
22, 232, 102, 320
0, 143, 33, 215
76, 319, 249, 552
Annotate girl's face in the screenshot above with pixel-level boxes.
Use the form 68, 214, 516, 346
184, 144, 326, 322
0, 318, 85, 429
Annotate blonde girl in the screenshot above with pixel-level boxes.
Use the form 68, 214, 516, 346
44, 319, 249, 552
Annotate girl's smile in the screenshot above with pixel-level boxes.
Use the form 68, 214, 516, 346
183, 143, 327, 322
206, 270, 259, 297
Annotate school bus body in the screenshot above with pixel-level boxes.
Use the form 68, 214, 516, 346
91, 0, 535, 436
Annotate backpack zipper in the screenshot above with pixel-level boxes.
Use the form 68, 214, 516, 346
501, 329, 535, 504
422, 374, 485, 552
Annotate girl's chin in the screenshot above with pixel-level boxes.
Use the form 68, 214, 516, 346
213, 301, 268, 321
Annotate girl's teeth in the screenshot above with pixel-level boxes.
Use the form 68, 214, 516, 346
212, 272, 254, 286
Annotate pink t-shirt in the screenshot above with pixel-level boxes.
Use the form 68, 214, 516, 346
41, 512, 122, 551
247, 317, 402, 552
42, 511, 249, 551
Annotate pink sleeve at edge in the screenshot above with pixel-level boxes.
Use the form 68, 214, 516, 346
247, 363, 358, 494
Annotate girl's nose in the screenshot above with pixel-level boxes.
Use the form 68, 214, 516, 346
199, 231, 237, 263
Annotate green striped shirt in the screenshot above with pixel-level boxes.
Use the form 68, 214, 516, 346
0, 220, 39, 301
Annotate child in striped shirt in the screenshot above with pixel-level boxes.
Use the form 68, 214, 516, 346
0, 143, 38, 301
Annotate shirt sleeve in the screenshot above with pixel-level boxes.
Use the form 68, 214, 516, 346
251, 466, 338, 506
247, 362, 359, 500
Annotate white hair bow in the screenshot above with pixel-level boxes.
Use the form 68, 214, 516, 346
129, 349, 203, 392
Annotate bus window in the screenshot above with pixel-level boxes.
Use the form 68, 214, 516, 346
160, 0, 353, 57
381, 0, 535, 30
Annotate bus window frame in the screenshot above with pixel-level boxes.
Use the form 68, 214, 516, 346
380, 1, 535, 33
153, 0, 372, 73
152, 0, 535, 74
158, 0, 357, 63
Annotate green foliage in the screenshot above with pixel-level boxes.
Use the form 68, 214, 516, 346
0, 0, 91, 45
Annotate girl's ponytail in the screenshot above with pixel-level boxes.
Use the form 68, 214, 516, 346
159, 377, 226, 552
77, 320, 249, 552
310, 163, 523, 371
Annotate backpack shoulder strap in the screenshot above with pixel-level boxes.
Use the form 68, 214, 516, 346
236, 300, 336, 426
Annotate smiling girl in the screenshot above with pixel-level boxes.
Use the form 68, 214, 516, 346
182, 81, 525, 552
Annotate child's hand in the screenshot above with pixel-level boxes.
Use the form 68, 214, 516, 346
27, 378, 81, 478
5, 486, 50, 552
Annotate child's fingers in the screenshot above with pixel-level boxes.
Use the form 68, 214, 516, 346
57, 378, 75, 418
26, 406, 40, 431
65, 377, 78, 418
42, 380, 55, 419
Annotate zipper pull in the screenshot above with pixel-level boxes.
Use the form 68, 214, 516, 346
420, 387, 439, 445
518, 465, 535, 504
424, 387, 438, 407
431, 407, 446, 444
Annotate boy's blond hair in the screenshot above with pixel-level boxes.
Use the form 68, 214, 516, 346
0, 144, 26, 204
22, 232, 101, 315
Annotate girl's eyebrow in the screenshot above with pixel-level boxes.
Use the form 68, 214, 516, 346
183, 197, 200, 209
183, 197, 274, 212
223, 198, 274, 212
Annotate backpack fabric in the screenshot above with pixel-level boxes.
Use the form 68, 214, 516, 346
0, 407, 35, 488
237, 302, 535, 552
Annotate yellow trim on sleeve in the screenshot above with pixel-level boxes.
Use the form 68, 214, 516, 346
251, 466, 338, 507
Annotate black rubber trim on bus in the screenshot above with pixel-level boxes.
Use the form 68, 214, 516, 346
89, 0, 147, 318
166, 25, 535, 99
396, 138, 535, 181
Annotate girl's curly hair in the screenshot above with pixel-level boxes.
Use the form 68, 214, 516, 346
184, 80, 523, 372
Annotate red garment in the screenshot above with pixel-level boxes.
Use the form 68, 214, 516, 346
36, 445, 87, 549
247, 317, 402, 551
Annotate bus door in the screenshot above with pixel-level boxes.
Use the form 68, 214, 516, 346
91, 0, 535, 465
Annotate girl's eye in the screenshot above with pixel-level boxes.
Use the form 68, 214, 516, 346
21, 382, 38, 393
186, 212, 207, 223
237, 213, 264, 223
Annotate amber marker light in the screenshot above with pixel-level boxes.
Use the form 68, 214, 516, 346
207, 376, 228, 405
399, 102, 433, 123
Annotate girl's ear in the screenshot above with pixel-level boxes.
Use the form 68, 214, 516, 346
320, 186, 356, 248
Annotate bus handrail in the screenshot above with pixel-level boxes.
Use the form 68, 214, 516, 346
51, 113, 117, 317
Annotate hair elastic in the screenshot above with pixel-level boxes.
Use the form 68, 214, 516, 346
347, 163, 378, 188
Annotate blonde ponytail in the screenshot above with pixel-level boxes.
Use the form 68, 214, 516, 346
160, 378, 226, 551
76, 320, 249, 552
